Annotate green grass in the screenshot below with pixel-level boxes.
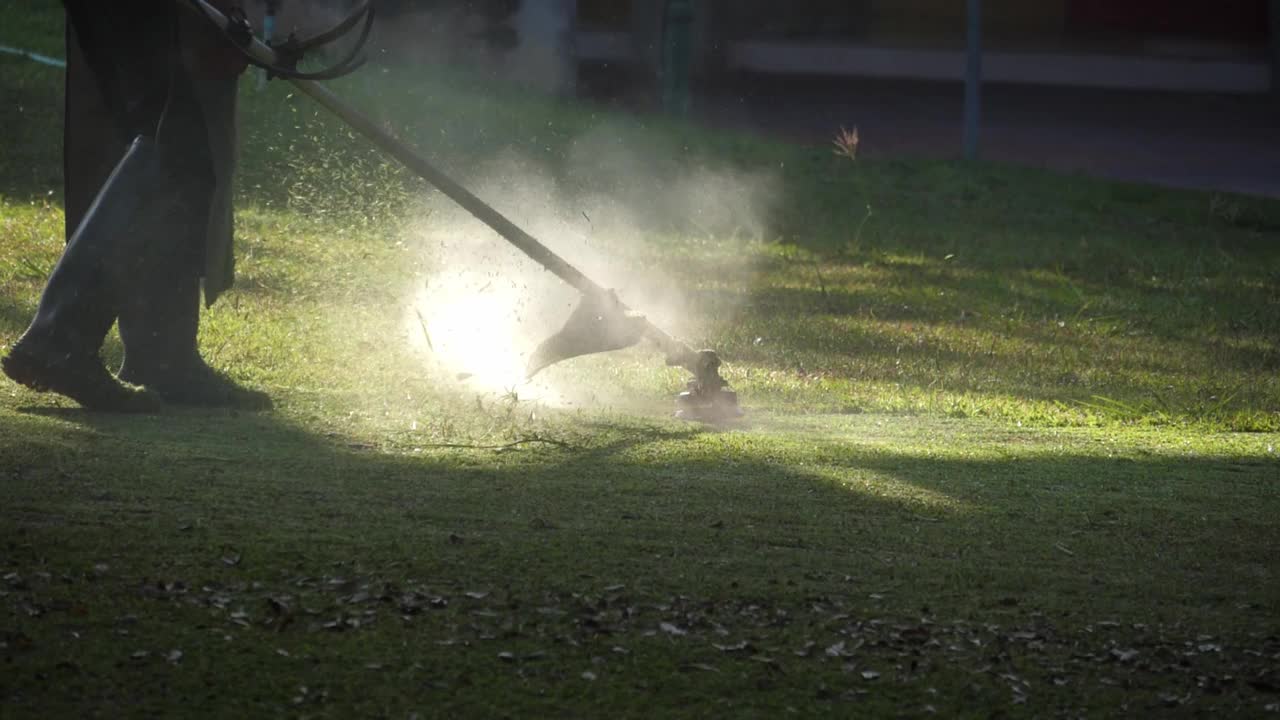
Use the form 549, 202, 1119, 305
2, 5, 1279, 717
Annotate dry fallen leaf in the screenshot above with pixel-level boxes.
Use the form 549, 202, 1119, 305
659, 622, 687, 637
1110, 648, 1140, 663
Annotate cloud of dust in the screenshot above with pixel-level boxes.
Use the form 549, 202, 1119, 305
403, 122, 777, 412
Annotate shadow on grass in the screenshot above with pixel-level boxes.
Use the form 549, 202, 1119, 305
2, 390, 1278, 715
3, 402, 1275, 624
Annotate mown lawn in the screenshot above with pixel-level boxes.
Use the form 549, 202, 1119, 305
2, 5, 1278, 717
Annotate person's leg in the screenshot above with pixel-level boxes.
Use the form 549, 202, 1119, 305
111, 49, 211, 393
114, 20, 270, 410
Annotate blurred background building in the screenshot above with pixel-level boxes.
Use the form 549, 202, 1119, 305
575, 0, 1277, 93
355, 1, 1280, 195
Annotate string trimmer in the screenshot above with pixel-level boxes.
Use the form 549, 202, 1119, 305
183, 0, 741, 422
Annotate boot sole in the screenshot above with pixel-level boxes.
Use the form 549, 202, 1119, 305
2, 345, 162, 414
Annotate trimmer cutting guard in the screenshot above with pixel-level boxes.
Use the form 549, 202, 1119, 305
526, 290, 647, 379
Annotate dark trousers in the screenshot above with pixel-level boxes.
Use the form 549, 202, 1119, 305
25, 1, 219, 373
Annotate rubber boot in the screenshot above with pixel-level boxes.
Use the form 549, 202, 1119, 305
116, 270, 272, 411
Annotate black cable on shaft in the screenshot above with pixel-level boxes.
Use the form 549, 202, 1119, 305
183, 0, 373, 81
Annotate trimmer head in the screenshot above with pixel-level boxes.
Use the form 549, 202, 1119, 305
671, 349, 743, 424
527, 292, 742, 423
